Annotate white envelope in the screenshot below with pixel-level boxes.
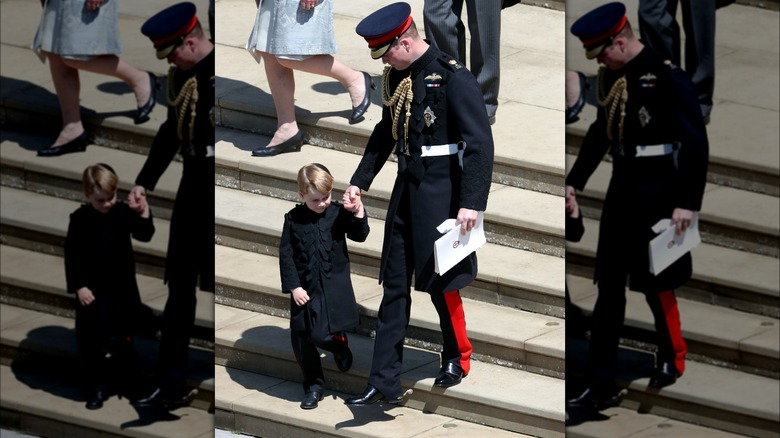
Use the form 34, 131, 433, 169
434, 212, 487, 275
648, 212, 701, 276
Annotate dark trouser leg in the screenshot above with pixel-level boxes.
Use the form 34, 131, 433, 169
585, 276, 627, 392
681, 0, 716, 106
464, 0, 501, 112
368, 211, 413, 398
423, 0, 466, 63
430, 290, 472, 374
646, 290, 687, 375
76, 300, 109, 391
157, 275, 197, 395
291, 330, 324, 394
638, 0, 681, 64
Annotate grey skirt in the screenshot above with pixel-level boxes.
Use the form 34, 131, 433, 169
246, 0, 337, 63
32, 0, 122, 61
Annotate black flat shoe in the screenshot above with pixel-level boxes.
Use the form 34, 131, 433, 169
37, 131, 89, 157
300, 391, 324, 410
344, 385, 403, 406
649, 361, 681, 389
349, 72, 375, 124
85, 387, 107, 410
251, 131, 303, 157
433, 362, 465, 388
566, 386, 622, 410
566, 71, 587, 125
334, 343, 353, 373
134, 71, 159, 125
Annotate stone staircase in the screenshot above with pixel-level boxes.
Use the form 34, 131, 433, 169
212, 1, 569, 437
564, 3, 780, 437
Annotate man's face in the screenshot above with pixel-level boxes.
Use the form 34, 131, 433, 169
381, 38, 412, 70
596, 37, 626, 70
166, 38, 197, 70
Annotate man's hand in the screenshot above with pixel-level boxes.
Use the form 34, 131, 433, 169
671, 208, 694, 235
456, 208, 479, 235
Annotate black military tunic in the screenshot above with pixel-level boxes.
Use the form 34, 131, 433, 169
350, 45, 494, 294
136, 49, 216, 293
566, 46, 708, 293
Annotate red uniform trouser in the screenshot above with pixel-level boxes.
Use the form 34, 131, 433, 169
368, 206, 472, 397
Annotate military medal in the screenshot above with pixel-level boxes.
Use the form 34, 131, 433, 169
423, 106, 437, 127
638, 106, 651, 127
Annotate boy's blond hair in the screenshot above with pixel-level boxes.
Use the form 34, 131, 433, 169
297, 163, 333, 196
82, 163, 118, 197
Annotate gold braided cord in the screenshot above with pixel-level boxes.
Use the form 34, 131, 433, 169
167, 66, 199, 145
596, 67, 628, 142
381, 66, 413, 144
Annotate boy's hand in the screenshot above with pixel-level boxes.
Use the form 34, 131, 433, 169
291, 287, 310, 307
76, 287, 95, 306
128, 185, 147, 213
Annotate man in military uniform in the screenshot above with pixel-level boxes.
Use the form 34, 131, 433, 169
342, 2, 494, 406
129, 2, 215, 409
565, 3, 708, 409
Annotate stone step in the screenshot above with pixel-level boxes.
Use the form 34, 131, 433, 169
0, 362, 214, 438
214, 305, 566, 437
215, 244, 564, 378
214, 365, 538, 438
565, 335, 780, 438
0, 304, 215, 413
2, 130, 183, 221
0, 245, 215, 346
568, 216, 780, 319
216, 126, 566, 257
564, 154, 780, 258
215, 185, 566, 318
0, 185, 169, 278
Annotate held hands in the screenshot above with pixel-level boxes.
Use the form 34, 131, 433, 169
128, 185, 150, 218
456, 208, 479, 236
77, 287, 95, 306
671, 208, 694, 235
291, 287, 310, 307
342, 185, 364, 218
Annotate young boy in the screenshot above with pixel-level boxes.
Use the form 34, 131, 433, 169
278, 163, 369, 409
65, 163, 155, 409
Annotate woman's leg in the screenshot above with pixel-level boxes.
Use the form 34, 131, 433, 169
260, 53, 299, 147
47, 53, 85, 147
278, 55, 366, 108
62, 55, 151, 108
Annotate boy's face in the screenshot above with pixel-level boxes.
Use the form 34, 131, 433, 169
300, 187, 331, 214
87, 187, 116, 214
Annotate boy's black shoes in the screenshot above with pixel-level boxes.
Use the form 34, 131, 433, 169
300, 391, 324, 410
334, 346, 353, 372
85, 386, 108, 410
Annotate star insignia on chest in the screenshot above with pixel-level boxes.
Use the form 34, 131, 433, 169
423, 106, 437, 127
638, 106, 652, 127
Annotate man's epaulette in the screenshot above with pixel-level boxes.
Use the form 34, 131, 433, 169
438, 54, 463, 71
